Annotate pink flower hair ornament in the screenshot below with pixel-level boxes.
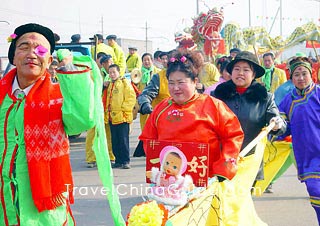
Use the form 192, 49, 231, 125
180, 56, 187, 63
169, 56, 188, 63
7, 34, 17, 43
169, 57, 176, 63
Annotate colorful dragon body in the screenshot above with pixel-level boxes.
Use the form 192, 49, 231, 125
223, 21, 320, 54
191, 7, 225, 57
178, 6, 319, 58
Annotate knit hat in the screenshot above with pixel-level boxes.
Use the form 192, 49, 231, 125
8, 23, 55, 64
289, 61, 312, 78
226, 51, 265, 78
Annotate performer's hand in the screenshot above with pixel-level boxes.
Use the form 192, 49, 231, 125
146, 171, 152, 179
196, 83, 204, 90
58, 55, 73, 67
104, 81, 110, 88
270, 116, 284, 131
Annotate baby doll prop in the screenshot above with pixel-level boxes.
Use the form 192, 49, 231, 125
146, 146, 194, 206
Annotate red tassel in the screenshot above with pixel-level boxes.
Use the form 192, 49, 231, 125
35, 193, 66, 212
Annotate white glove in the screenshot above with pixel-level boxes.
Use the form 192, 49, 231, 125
270, 116, 284, 131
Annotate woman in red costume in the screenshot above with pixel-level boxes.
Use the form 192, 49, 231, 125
139, 50, 244, 181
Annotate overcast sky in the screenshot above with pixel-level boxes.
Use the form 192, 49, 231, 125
0, 0, 319, 56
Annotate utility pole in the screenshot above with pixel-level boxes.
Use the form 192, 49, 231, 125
145, 21, 149, 53
269, 6, 280, 34
78, 8, 81, 34
101, 16, 104, 37
196, 0, 199, 15
248, 0, 252, 26
279, 0, 283, 36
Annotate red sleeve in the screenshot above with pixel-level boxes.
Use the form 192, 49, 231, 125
210, 99, 244, 180
139, 101, 166, 152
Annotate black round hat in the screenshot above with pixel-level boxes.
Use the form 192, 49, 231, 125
106, 34, 117, 40
8, 23, 55, 65
71, 34, 81, 42
226, 51, 265, 78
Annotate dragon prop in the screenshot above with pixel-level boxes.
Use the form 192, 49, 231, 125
223, 21, 320, 54
174, 29, 196, 50
191, 7, 225, 57
179, 8, 319, 58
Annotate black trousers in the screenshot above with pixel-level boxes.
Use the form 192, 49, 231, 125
133, 140, 145, 157
109, 122, 130, 165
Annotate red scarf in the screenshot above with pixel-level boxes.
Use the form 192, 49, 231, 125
236, 87, 248, 94
0, 69, 73, 212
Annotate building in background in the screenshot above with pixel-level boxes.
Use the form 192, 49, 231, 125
116, 38, 153, 56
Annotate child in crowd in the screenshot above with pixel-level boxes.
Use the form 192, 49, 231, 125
105, 64, 136, 169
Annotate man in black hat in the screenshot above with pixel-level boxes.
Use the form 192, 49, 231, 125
106, 34, 126, 75
229, 47, 241, 59
54, 33, 60, 43
71, 33, 81, 43
100, 54, 114, 82
90, 33, 115, 61
0, 23, 97, 225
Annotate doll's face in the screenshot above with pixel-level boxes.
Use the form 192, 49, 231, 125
163, 153, 182, 176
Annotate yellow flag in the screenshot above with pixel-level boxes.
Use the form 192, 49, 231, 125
167, 124, 275, 226
254, 140, 293, 195
206, 137, 268, 226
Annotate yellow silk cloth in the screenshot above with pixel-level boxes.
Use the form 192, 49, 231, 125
254, 140, 293, 195
167, 137, 268, 226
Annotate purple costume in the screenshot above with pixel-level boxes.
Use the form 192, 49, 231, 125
278, 82, 320, 223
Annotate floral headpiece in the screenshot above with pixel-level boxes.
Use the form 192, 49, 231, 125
169, 55, 187, 63
7, 34, 17, 43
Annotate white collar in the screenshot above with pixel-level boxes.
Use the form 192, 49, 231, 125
12, 76, 34, 96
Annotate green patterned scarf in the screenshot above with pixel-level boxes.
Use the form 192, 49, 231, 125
261, 66, 274, 91
141, 65, 154, 84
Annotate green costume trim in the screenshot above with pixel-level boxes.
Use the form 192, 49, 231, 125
72, 55, 125, 225
0, 95, 74, 225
